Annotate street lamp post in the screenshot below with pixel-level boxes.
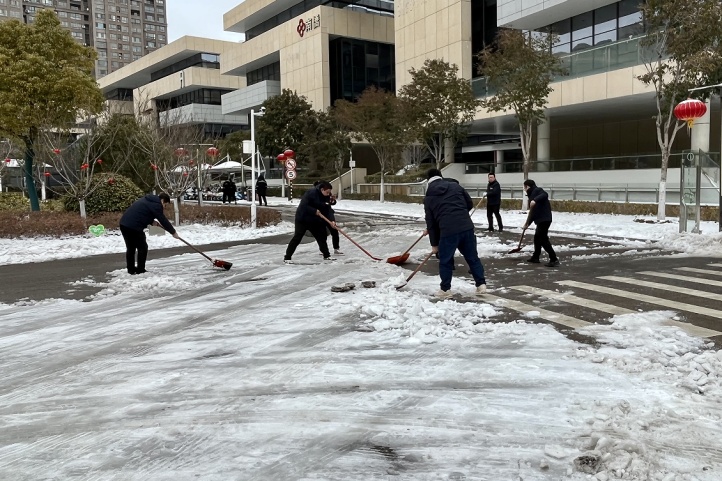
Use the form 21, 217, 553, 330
250, 108, 265, 228
688, 83, 722, 231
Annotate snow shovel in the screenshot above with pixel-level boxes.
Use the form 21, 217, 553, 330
469, 193, 487, 218
317, 212, 382, 261
396, 251, 435, 290
387, 232, 426, 265
507, 207, 533, 254
177, 235, 233, 270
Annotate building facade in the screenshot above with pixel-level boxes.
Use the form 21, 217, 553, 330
0, 0, 168, 78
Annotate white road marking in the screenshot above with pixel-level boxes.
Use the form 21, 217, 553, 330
479, 294, 591, 329
676, 267, 722, 277
557, 280, 722, 338
601, 275, 722, 303
510, 286, 634, 315
708, 263, 722, 268
639, 271, 722, 288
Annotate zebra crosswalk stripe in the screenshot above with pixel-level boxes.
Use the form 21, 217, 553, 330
676, 267, 722, 277
510, 286, 634, 316
638, 271, 722, 288
600, 275, 722, 302
478, 294, 591, 329
556, 280, 722, 337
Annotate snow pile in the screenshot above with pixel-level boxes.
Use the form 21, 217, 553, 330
73, 270, 195, 298
658, 231, 722, 257
0, 222, 293, 266
356, 278, 499, 342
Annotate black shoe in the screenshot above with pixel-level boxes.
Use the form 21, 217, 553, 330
136, 268, 147, 274
128, 270, 137, 275
487, 228, 494, 232
499, 227, 504, 232
545, 260, 560, 267
526, 257, 541, 263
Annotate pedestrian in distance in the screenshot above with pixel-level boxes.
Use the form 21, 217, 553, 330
221, 178, 233, 204
486, 173, 503, 232
229, 177, 237, 204
119, 193, 179, 275
256, 173, 268, 206
284, 181, 337, 264
423, 168, 487, 299
523, 179, 559, 267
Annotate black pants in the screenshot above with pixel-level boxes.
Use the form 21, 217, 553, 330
258, 194, 267, 206
120, 225, 148, 274
487, 204, 503, 230
285, 221, 330, 259
532, 221, 557, 261
330, 227, 340, 250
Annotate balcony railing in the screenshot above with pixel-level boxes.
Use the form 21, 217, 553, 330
465, 153, 720, 175
472, 36, 648, 98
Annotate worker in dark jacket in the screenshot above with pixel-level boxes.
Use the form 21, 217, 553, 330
284, 181, 336, 263
256, 174, 268, 206
313, 180, 343, 256
221, 179, 233, 204
119, 193, 179, 275
522, 179, 559, 267
486, 173, 503, 232
423, 168, 487, 299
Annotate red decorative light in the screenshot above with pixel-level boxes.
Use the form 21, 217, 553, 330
284, 149, 295, 159
206, 147, 220, 158
4, 158, 10, 163
44, 172, 51, 177
53, 149, 60, 154
183, 172, 189, 177
189, 160, 194, 166
96, 159, 102, 164
277, 154, 287, 162
174, 148, 189, 157
109, 178, 115, 184
151, 164, 158, 170
674, 99, 707, 129
81, 163, 89, 170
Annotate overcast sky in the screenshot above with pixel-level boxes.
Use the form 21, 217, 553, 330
167, 0, 244, 43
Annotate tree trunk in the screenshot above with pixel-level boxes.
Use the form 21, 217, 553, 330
520, 122, 532, 211
336, 166, 343, 200
172, 197, 180, 225
79, 198, 87, 219
658, 150, 669, 221
23, 137, 40, 212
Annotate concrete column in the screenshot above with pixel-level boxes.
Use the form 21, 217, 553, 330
495, 150, 504, 173
691, 99, 711, 153
537, 119, 551, 172
444, 138, 455, 163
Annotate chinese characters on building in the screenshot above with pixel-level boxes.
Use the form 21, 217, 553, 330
297, 14, 321, 38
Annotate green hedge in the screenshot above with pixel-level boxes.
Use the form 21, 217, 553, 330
63, 173, 144, 215
0, 193, 63, 212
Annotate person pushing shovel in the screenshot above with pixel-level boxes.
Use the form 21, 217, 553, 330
119, 193, 179, 275
284, 181, 336, 264
423, 168, 487, 299
522, 179, 559, 267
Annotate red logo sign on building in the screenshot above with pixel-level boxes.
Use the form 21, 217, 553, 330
297, 19, 307, 37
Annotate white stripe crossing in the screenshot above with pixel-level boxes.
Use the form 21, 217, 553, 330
557, 280, 722, 338
510, 286, 634, 316
708, 263, 722, 268
478, 294, 591, 329
676, 267, 722, 277
638, 271, 722, 288
601, 276, 722, 303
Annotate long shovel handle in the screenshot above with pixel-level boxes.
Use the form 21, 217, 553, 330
469, 194, 487, 218
317, 212, 382, 261
406, 251, 435, 283
177, 235, 214, 263
401, 232, 426, 257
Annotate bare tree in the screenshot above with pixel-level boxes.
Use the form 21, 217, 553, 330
403, 142, 431, 172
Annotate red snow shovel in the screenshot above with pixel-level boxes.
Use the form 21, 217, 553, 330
176, 235, 233, 270
507, 208, 533, 254
317, 212, 383, 261
396, 251, 435, 290
387, 232, 426, 265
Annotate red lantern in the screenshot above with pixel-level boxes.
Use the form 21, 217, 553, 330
206, 147, 219, 158
277, 154, 287, 162
96, 159, 102, 164
189, 160, 194, 166
183, 172, 189, 177
53, 149, 60, 154
674, 99, 707, 129
174, 148, 189, 157
151, 164, 158, 170
81, 163, 89, 170
284, 149, 295, 159
4, 158, 10, 163
109, 178, 115, 184
44, 172, 51, 177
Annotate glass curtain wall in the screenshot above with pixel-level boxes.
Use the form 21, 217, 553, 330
329, 37, 395, 103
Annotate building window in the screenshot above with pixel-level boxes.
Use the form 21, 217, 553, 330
246, 61, 281, 86
329, 38, 395, 104
149, 52, 220, 82
156, 88, 235, 111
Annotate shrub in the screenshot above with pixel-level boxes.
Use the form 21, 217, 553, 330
0, 193, 65, 212
63, 173, 144, 215
177, 204, 281, 227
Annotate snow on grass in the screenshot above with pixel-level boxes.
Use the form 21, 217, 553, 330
0, 222, 293, 266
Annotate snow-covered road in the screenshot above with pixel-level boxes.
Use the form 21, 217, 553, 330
1, 226, 721, 480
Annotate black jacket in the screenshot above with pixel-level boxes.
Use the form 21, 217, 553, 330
119, 194, 176, 234
487, 180, 501, 206
296, 187, 335, 224
526, 185, 552, 224
256, 177, 268, 195
424, 178, 475, 246
222, 180, 236, 194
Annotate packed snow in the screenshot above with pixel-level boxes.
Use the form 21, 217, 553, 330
0, 224, 720, 479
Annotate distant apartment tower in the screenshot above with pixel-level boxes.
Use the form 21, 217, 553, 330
0, 0, 168, 78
